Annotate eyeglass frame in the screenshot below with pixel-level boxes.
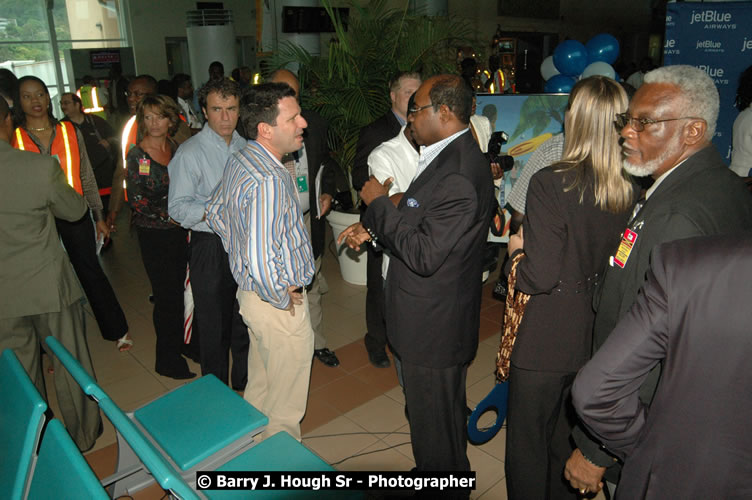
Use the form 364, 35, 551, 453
614, 112, 705, 132
408, 102, 433, 115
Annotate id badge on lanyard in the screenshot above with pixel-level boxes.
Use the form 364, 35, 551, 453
611, 228, 638, 269
293, 156, 308, 194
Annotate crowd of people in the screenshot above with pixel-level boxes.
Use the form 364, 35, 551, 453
0, 57, 751, 500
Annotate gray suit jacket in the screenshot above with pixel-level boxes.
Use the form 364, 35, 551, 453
573, 233, 752, 499
0, 141, 87, 318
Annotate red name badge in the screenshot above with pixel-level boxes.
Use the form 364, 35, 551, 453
613, 228, 638, 269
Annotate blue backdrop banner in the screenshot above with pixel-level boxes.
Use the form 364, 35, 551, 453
664, 1, 752, 164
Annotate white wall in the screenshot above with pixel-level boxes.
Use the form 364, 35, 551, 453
126, 0, 255, 79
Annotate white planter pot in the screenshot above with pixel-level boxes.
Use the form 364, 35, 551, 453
326, 210, 367, 286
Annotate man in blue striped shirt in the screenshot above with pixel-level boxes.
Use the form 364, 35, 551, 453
205, 82, 314, 441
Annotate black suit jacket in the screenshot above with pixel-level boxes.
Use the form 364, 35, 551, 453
301, 109, 338, 260
574, 145, 752, 474
573, 233, 752, 499
352, 111, 401, 191
510, 166, 632, 372
363, 131, 494, 368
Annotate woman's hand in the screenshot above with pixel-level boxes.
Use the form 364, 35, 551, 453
507, 225, 524, 256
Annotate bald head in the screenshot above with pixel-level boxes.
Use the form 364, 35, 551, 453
269, 69, 300, 100
127, 75, 158, 115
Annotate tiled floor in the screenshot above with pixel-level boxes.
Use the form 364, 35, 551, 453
42, 212, 565, 499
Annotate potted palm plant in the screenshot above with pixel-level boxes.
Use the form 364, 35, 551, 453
269, 0, 473, 284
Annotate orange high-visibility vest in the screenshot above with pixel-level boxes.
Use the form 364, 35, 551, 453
13, 122, 83, 195
77, 85, 107, 119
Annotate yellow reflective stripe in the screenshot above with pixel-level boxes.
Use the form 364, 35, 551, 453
84, 87, 104, 113
15, 128, 24, 150
89, 87, 103, 112
59, 124, 74, 188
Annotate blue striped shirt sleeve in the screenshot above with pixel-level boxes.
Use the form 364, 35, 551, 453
206, 142, 314, 310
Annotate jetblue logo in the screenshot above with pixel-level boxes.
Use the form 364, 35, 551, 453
696, 40, 721, 49
664, 39, 680, 55
690, 10, 731, 24
698, 65, 729, 86
690, 9, 736, 29
743, 37, 752, 52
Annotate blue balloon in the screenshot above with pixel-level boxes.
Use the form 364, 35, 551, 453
586, 34, 620, 65
544, 74, 576, 93
553, 40, 588, 76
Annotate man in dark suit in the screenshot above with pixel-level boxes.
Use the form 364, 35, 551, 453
572, 233, 752, 499
0, 96, 102, 451
340, 75, 494, 490
270, 69, 341, 367
353, 71, 421, 368
565, 65, 752, 495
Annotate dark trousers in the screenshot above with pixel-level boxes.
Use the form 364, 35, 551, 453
364, 244, 387, 353
136, 226, 190, 375
56, 214, 127, 341
402, 360, 471, 499
505, 365, 579, 500
190, 231, 249, 390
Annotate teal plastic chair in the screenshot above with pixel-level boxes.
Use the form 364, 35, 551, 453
44, 338, 362, 499
44, 336, 266, 497
206, 431, 357, 500
26, 419, 108, 499
0, 349, 47, 500
97, 396, 201, 500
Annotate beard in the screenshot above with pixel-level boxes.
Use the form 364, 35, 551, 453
622, 134, 683, 177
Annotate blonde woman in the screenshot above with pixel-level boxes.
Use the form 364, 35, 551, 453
503, 76, 636, 500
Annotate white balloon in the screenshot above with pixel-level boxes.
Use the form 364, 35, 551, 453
540, 55, 560, 82
581, 61, 616, 80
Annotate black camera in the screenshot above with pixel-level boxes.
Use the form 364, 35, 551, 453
486, 131, 515, 172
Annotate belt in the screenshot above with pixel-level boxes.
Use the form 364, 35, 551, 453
552, 273, 599, 295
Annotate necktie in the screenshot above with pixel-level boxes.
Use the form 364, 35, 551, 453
628, 195, 646, 225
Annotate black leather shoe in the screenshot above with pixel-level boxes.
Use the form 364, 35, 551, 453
313, 348, 340, 367
368, 348, 391, 368
156, 366, 197, 380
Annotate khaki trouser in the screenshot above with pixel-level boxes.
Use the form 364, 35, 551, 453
237, 288, 314, 441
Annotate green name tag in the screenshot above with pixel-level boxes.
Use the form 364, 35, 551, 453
296, 175, 308, 193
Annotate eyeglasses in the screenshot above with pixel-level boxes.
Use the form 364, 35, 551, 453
408, 103, 433, 115
615, 113, 704, 132
125, 90, 148, 98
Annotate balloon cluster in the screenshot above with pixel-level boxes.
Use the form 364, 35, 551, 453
541, 34, 620, 93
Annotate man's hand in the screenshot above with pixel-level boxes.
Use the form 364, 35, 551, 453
490, 162, 503, 180
285, 285, 305, 317
361, 175, 392, 206
507, 225, 524, 255
95, 219, 111, 240
564, 449, 606, 495
336, 222, 371, 251
318, 193, 333, 218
